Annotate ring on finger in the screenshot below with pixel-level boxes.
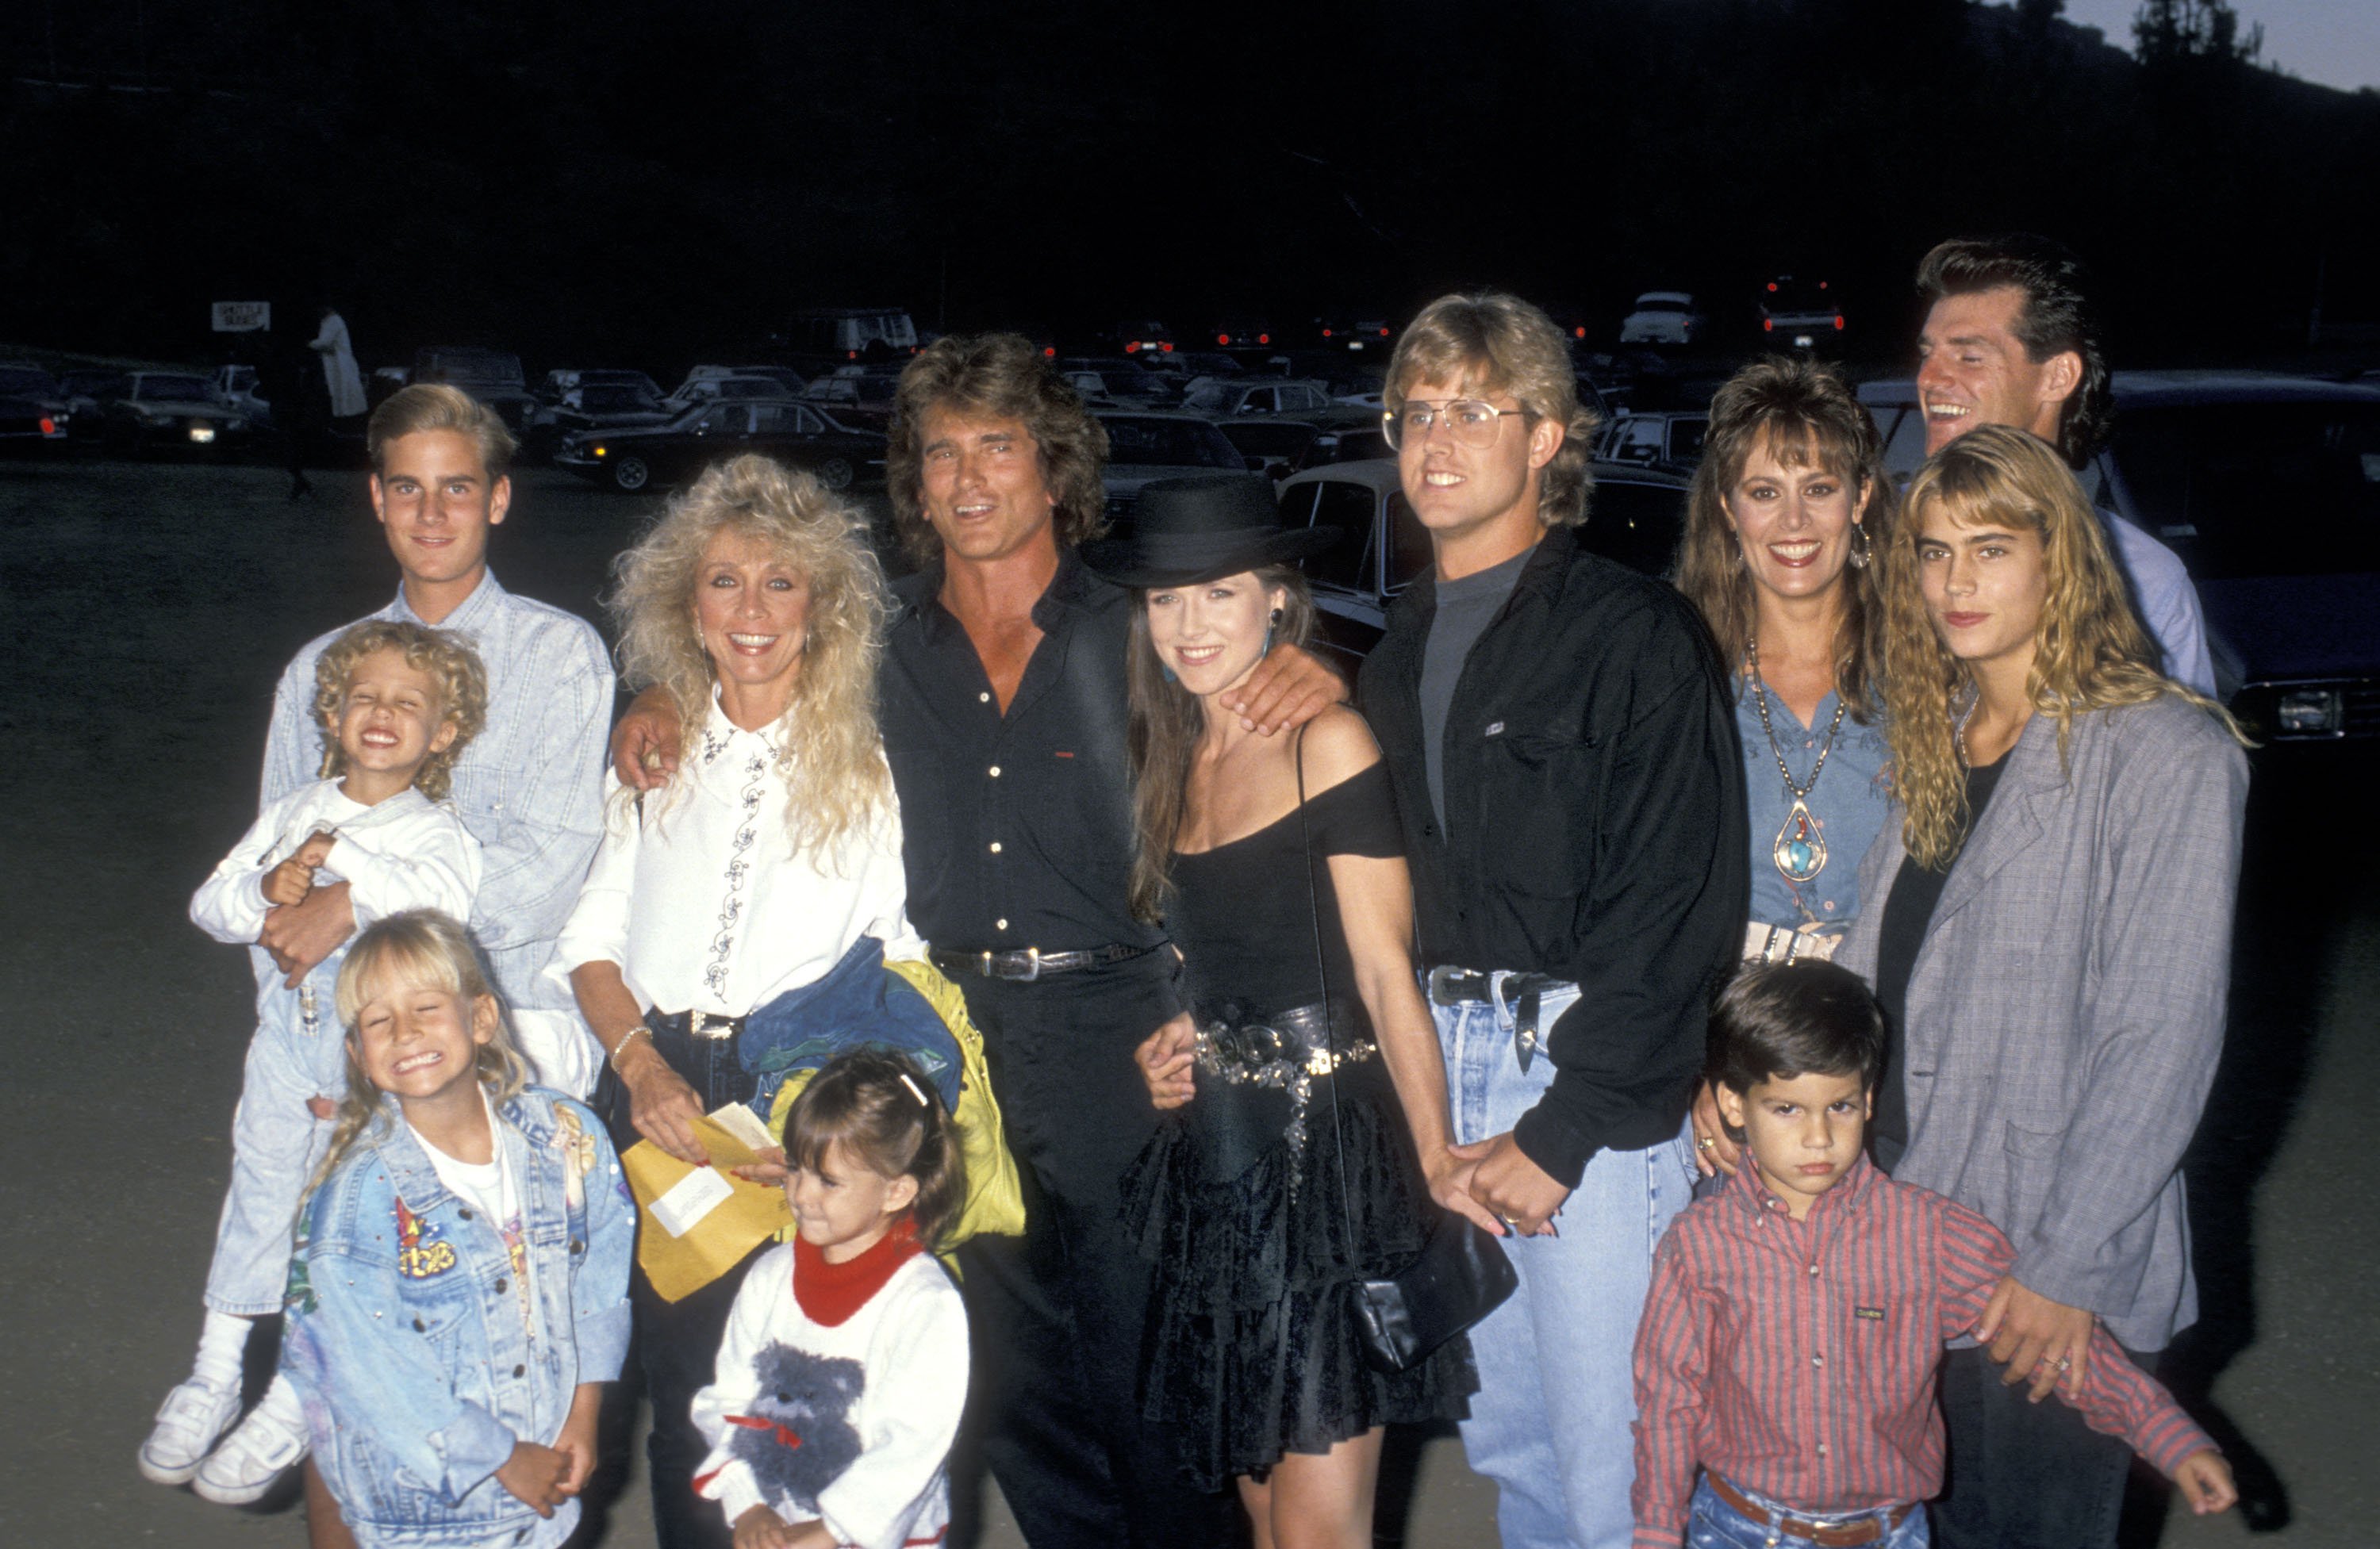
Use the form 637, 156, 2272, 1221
1493, 1212, 1520, 1234
1696, 1136, 1717, 1151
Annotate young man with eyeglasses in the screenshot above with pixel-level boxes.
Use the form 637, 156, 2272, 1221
1356, 292, 1745, 1549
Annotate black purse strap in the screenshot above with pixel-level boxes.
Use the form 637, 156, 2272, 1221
1292, 730, 1360, 1253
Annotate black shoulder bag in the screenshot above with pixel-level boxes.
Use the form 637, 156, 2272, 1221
1295, 734, 1517, 1375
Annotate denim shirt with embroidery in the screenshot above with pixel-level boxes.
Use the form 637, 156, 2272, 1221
283, 1086, 633, 1542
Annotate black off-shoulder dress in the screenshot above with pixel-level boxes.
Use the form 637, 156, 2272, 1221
1119, 759, 1475, 1490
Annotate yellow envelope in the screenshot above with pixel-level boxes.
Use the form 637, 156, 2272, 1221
620, 1104, 793, 1303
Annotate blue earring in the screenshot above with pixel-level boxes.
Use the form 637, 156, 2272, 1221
1161, 662, 1177, 683
1262, 606, 1283, 658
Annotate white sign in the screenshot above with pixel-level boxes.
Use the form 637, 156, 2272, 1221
211, 301, 271, 332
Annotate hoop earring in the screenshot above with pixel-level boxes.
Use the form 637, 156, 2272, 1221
1847, 520, 1873, 570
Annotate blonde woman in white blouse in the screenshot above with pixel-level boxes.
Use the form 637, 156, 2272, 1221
555, 454, 922, 1549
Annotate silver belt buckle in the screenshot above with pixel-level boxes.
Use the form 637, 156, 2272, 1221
1426, 964, 1464, 1006
1016, 946, 1042, 982
689, 1010, 732, 1041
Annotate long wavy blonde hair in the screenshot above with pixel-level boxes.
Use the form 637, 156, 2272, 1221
608, 454, 892, 859
1879, 425, 2240, 868
304, 910, 531, 1205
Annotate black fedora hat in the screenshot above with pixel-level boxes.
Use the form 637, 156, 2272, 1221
1080, 474, 1339, 588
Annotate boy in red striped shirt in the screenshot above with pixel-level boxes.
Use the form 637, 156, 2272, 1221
1630, 961, 2233, 1548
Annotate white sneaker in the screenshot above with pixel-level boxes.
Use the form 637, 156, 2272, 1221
191, 1392, 309, 1505
138, 1379, 244, 1486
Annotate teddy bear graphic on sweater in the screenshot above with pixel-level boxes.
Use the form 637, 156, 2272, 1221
724, 1343, 866, 1513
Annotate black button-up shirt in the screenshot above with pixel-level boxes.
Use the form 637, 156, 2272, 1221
1358, 525, 1749, 1187
879, 549, 1165, 957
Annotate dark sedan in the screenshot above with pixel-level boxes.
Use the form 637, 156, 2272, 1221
103, 372, 253, 456
555, 399, 885, 493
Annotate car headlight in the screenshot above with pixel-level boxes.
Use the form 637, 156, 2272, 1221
188, 423, 217, 443
2276, 688, 2344, 736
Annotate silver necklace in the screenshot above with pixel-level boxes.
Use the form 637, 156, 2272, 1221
1746, 633, 1846, 885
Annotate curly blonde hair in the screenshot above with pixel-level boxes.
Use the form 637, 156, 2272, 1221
608, 454, 892, 858
1676, 357, 1895, 722
1879, 425, 2240, 868
1384, 291, 1602, 527
305, 910, 530, 1204
313, 620, 488, 802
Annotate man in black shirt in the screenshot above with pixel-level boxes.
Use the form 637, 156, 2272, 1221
615, 335, 1338, 1547
1358, 293, 1745, 1549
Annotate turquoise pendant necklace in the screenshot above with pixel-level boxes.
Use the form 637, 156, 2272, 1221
1746, 634, 1848, 887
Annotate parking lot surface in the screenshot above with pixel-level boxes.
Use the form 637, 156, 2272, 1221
0, 458, 2370, 1547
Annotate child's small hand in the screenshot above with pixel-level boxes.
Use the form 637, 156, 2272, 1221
1135, 1013, 1198, 1110
495, 1440, 573, 1516
2171, 1449, 2236, 1515
553, 1383, 605, 1497
263, 856, 317, 908
292, 830, 339, 870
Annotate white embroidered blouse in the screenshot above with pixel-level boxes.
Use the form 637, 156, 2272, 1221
552, 697, 923, 1018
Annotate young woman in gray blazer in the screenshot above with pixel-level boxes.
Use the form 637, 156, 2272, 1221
1840, 424, 2249, 1549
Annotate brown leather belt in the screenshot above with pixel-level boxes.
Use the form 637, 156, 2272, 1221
929, 943, 1153, 983
1706, 1473, 1915, 1547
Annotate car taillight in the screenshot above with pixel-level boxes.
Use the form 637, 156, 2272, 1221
1833, 316, 1844, 330
40, 416, 56, 435
1573, 326, 1586, 339
1217, 333, 1230, 345
1818, 280, 1829, 289
1767, 281, 1779, 292
846, 350, 858, 359
1378, 328, 1389, 337
1322, 328, 1334, 338
1257, 333, 1269, 344
1763, 318, 1775, 332
1161, 341, 1173, 352
1043, 347, 1056, 357
1125, 341, 1138, 352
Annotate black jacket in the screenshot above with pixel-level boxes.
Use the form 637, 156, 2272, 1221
1358, 525, 1747, 1187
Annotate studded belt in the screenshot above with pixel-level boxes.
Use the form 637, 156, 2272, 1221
1192, 1000, 1375, 1188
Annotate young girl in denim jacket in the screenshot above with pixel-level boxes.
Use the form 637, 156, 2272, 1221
147, 621, 488, 1505
281, 910, 635, 1549
690, 1050, 969, 1549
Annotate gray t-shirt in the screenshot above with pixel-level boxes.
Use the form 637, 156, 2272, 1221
1419, 544, 1535, 826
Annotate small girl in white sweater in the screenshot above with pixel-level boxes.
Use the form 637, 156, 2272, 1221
142, 619, 488, 1505
692, 1049, 970, 1549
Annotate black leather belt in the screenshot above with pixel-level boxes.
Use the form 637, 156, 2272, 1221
1426, 967, 1572, 1074
929, 943, 1154, 983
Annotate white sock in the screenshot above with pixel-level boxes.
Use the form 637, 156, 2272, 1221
247, 1372, 303, 1435
192, 1311, 251, 1394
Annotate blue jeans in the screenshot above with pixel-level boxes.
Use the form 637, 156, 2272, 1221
1687, 1476, 1929, 1549
204, 958, 347, 1316
1434, 976, 1697, 1549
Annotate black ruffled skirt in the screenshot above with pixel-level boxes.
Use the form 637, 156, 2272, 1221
1119, 1056, 1476, 1490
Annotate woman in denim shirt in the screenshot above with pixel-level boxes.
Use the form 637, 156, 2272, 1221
1672, 358, 1898, 1182
283, 911, 635, 1548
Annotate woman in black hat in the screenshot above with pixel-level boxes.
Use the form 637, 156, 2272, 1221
1088, 474, 1487, 1548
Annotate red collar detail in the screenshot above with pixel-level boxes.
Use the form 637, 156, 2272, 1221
793, 1216, 922, 1325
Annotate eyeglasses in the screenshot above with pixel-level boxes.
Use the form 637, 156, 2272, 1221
1382, 398, 1535, 451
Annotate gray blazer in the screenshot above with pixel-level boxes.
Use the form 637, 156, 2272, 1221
1841, 696, 2248, 1351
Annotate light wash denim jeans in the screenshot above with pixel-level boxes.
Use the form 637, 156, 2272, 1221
203, 955, 347, 1315
1687, 1475, 1929, 1549
1434, 974, 1697, 1549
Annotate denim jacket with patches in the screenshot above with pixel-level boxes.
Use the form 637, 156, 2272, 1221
283, 1086, 634, 1546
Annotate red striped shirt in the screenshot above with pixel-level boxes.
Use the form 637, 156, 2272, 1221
1629, 1154, 2212, 1548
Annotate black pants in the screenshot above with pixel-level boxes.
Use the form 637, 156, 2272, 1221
947, 960, 1231, 1549
1933, 1343, 2152, 1549
598, 1014, 768, 1549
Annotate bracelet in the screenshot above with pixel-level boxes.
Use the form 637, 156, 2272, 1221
609, 1024, 654, 1073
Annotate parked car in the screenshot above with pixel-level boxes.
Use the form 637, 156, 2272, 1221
1092, 411, 1251, 519
1207, 318, 1274, 349
1291, 422, 1394, 473
1618, 292, 1705, 347
1116, 320, 1175, 356
526, 379, 674, 458
674, 364, 808, 399
409, 347, 539, 431
102, 371, 252, 455
555, 399, 884, 493
797, 369, 901, 428
776, 307, 919, 366
1596, 409, 1709, 468
0, 393, 71, 454
210, 363, 274, 427
663, 374, 804, 414
1276, 458, 1694, 665
1181, 378, 1334, 417
1863, 370, 2380, 741
537, 368, 666, 405
0, 362, 79, 441
1758, 277, 1844, 348
1057, 360, 1181, 408
1316, 317, 1395, 351
1215, 418, 1323, 481
57, 369, 125, 443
